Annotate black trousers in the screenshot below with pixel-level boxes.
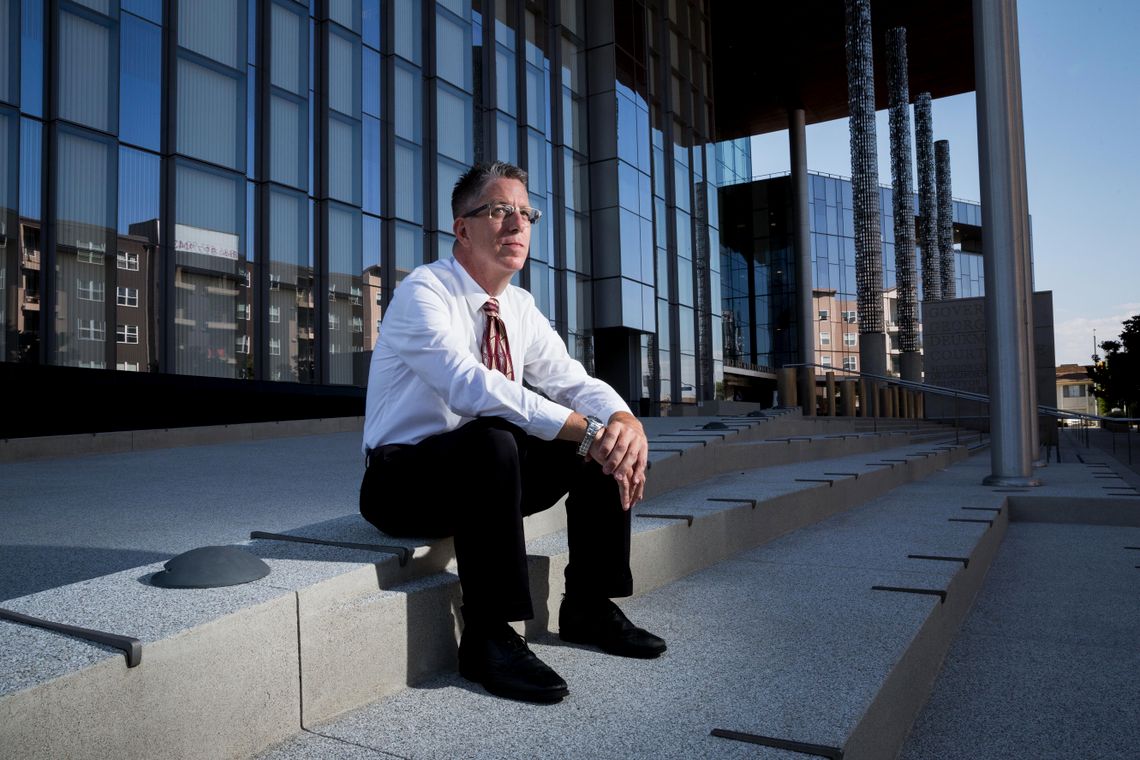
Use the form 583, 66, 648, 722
359, 416, 633, 623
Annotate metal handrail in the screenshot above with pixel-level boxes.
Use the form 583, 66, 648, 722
782, 362, 1136, 465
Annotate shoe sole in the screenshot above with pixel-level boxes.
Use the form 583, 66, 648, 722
458, 664, 569, 704
558, 629, 667, 659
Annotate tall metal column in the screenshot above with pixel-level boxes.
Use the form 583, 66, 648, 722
935, 140, 957, 299
974, 0, 1039, 486
886, 27, 921, 381
915, 93, 941, 303
845, 0, 887, 377
789, 108, 816, 415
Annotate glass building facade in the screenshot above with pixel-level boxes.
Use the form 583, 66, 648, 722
3, 0, 726, 432
719, 171, 984, 386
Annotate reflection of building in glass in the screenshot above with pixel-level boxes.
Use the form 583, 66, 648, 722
719, 172, 984, 399
3, 3, 997, 433
5, 1, 723, 425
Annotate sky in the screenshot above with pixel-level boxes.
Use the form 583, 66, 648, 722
749, 0, 1140, 366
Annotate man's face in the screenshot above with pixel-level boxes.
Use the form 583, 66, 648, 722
453, 177, 533, 284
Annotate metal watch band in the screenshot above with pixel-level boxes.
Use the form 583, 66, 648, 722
577, 416, 604, 457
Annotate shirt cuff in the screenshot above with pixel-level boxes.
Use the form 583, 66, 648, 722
530, 398, 575, 441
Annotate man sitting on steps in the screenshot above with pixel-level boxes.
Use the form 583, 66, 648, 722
359, 160, 666, 704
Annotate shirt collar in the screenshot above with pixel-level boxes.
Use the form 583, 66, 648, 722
449, 257, 506, 318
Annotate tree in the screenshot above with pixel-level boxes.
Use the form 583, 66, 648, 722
1088, 314, 1140, 417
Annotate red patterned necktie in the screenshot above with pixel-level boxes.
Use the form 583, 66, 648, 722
481, 298, 515, 380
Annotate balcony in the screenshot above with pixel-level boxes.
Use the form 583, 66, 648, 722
22, 250, 41, 270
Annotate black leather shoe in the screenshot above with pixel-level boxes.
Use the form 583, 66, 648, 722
558, 596, 667, 659
458, 623, 569, 703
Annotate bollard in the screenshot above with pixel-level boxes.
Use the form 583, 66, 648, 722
891, 386, 901, 418
777, 367, 798, 409
841, 379, 857, 416
858, 379, 871, 417
826, 372, 837, 417
800, 366, 817, 416
880, 387, 891, 418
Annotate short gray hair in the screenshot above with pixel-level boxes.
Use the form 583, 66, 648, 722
451, 161, 529, 219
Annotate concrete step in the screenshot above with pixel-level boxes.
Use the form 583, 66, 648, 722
0, 416, 973, 759
258, 456, 1140, 760
256, 454, 1006, 759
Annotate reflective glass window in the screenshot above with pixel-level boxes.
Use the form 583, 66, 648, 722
119, 12, 161, 151
58, 5, 117, 133
394, 220, 423, 287
116, 146, 159, 371
362, 114, 381, 215
495, 112, 517, 163
362, 0, 380, 49
271, 0, 308, 96
394, 0, 422, 64
495, 45, 516, 115
53, 127, 116, 368
0, 109, 17, 361
393, 140, 422, 222
328, 28, 360, 118
328, 113, 361, 205
177, 56, 244, 170
327, 203, 363, 384
270, 92, 307, 189
268, 187, 313, 381
437, 83, 472, 163
179, 0, 243, 68
436, 7, 472, 90
1, 0, 16, 105
173, 161, 248, 378
393, 61, 422, 140
362, 47, 381, 117
328, 0, 361, 32
122, 0, 161, 24
21, 0, 44, 117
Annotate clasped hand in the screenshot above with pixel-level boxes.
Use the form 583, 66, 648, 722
587, 411, 648, 511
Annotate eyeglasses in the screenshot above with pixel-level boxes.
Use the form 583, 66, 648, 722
460, 202, 543, 225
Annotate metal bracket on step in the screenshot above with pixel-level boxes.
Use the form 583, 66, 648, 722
949, 518, 993, 527
794, 478, 834, 486
0, 608, 142, 667
908, 554, 970, 568
709, 728, 843, 759
871, 585, 947, 603
635, 513, 694, 527
823, 472, 860, 480
249, 531, 411, 566
706, 497, 757, 509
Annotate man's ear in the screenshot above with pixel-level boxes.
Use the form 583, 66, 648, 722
452, 216, 469, 247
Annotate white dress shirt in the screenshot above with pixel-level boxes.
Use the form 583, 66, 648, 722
363, 256, 631, 452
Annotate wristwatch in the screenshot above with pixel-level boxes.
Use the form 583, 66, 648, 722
577, 415, 604, 457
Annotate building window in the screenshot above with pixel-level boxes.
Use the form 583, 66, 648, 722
116, 361, 141, 371
116, 324, 139, 344
843, 332, 856, 347
1062, 384, 1088, 398
820, 331, 830, 346
269, 273, 281, 290
820, 355, 832, 367
269, 337, 282, 356
843, 356, 857, 371
843, 310, 857, 324
269, 305, 281, 323
237, 303, 250, 321
329, 313, 340, 331
117, 251, 140, 270
77, 319, 106, 341
77, 249, 105, 265
117, 287, 139, 307
77, 279, 105, 302
236, 334, 250, 354
351, 316, 363, 333
818, 309, 829, 320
